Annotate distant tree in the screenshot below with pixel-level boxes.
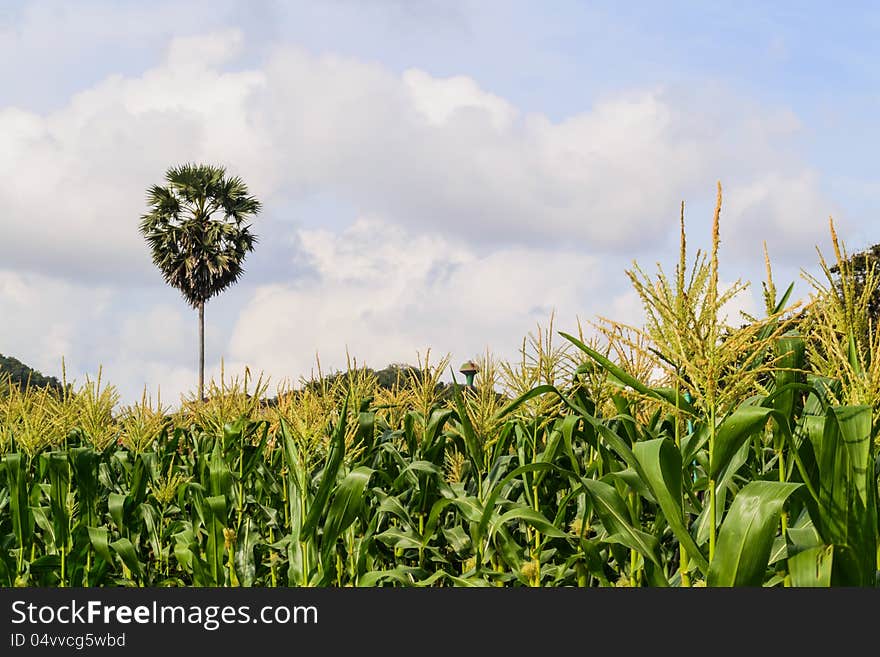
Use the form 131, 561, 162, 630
139, 164, 261, 400
374, 363, 424, 389
261, 361, 498, 408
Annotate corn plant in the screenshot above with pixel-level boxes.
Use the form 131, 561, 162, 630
1, 189, 879, 586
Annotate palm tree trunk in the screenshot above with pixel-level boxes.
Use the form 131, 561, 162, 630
198, 300, 205, 401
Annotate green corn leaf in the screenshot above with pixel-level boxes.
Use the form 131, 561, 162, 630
708, 481, 801, 587
442, 526, 472, 555
70, 448, 99, 529
558, 415, 583, 476
633, 438, 709, 574
358, 566, 427, 587
279, 418, 306, 495
422, 497, 455, 540
140, 503, 162, 564
772, 335, 806, 431
580, 477, 662, 568
356, 411, 376, 453
88, 527, 114, 564
46, 452, 70, 550
301, 393, 349, 539
804, 405, 876, 585
108, 493, 127, 535
375, 528, 423, 551
489, 505, 567, 540
773, 282, 794, 314
450, 372, 484, 473
422, 409, 454, 455
240, 420, 270, 482
208, 439, 233, 500
606, 468, 655, 504
32, 506, 55, 549
493, 382, 645, 478
234, 516, 258, 587
847, 331, 863, 377
321, 466, 374, 565
3, 453, 34, 561
110, 537, 144, 580
203, 494, 228, 586
710, 405, 774, 481
830, 405, 872, 507
477, 462, 558, 542
376, 490, 416, 527
789, 545, 833, 587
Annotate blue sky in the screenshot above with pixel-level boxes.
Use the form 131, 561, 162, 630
0, 1, 875, 402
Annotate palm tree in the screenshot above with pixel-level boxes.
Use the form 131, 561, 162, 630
139, 163, 261, 400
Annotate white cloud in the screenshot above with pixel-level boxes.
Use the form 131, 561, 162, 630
0, 30, 268, 282
0, 271, 111, 378
0, 270, 204, 402
0, 27, 842, 402
1, 33, 836, 283
724, 172, 833, 264
227, 218, 602, 381
403, 68, 518, 131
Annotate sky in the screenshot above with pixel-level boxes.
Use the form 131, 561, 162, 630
1, 0, 878, 404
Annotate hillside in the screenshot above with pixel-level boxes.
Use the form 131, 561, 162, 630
0, 354, 63, 392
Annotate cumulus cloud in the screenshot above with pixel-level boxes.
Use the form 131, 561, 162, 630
0, 269, 204, 401
0, 25, 840, 401
0, 30, 269, 283
1, 31, 835, 282
0, 271, 111, 378
226, 218, 602, 381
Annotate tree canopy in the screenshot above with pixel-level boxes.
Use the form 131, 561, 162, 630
139, 163, 262, 308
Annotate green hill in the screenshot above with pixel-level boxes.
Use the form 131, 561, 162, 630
0, 354, 63, 393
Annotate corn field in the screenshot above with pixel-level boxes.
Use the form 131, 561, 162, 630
2, 194, 880, 587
